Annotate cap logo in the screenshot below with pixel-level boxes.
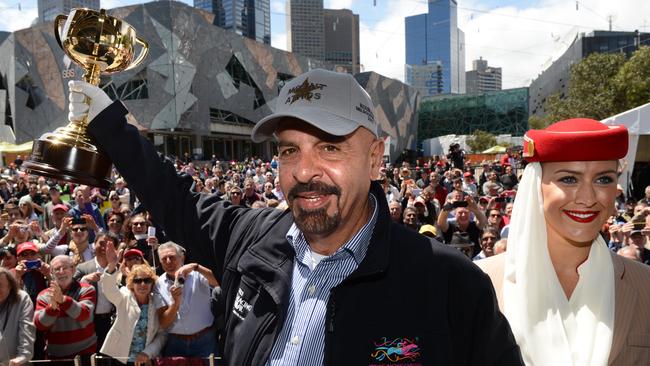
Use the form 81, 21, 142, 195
285, 78, 327, 105
355, 102, 375, 122
523, 135, 535, 158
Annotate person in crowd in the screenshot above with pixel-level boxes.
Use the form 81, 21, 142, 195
34, 255, 97, 364
43, 187, 69, 230
118, 248, 147, 287
640, 185, 650, 205
73, 68, 521, 365
626, 227, 650, 265
68, 186, 106, 240
226, 186, 243, 206
242, 178, 263, 207
617, 245, 642, 262
402, 205, 420, 231
13, 242, 51, 302
388, 199, 402, 224
449, 232, 474, 259
106, 211, 126, 241
381, 176, 401, 203
262, 182, 279, 202
0, 179, 12, 202
74, 234, 120, 349
0, 219, 38, 247
13, 179, 28, 200
114, 178, 132, 208
418, 224, 438, 239
43, 204, 69, 247
45, 216, 97, 265
100, 241, 166, 365
26, 184, 45, 216
103, 191, 123, 224
486, 208, 504, 231
499, 165, 519, 191
438, 195, 487, 255
462, 172, 478, 197
0, 267, 35, 365
494, 239, 507, 255
17, 196, 38, 222
271, 177, 285, 203
474, 228, 500, 261
478, 118, 650, 365
482, 171, 504, 195
426, 172, 447, 207
121, 213, 159, 267
155, 242, 218, 357
0, 245, 17, 269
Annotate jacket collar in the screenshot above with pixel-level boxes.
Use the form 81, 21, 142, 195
237, 181, 392, 301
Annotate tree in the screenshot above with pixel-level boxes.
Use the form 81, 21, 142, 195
615, 46, 650, 110
467, 130, 497, 153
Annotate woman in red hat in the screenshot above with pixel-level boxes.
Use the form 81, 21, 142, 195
478, 118, 650, 366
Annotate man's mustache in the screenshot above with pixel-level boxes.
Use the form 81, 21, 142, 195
287, 181, 341, 201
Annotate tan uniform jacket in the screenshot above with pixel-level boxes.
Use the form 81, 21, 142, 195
477, 252, 650, 365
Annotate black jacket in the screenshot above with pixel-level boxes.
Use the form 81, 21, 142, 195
88, 102, 523, 366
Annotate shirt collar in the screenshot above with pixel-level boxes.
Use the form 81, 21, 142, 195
286, 193, 378, 266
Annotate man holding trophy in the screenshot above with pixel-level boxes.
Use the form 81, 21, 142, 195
27, 6, 522, 366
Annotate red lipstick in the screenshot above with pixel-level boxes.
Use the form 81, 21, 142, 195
563, 210, 599, 223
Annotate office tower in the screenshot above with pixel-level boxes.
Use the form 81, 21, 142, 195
323, 9, 359, 74
195, 0, 270, 44
466, 57, 502, 94
405, 0, 465, 96
286, 0, 325, 59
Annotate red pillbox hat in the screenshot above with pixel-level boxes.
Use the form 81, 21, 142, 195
523, 118, 628, 162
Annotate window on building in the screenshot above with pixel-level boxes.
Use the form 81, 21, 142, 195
100, 70, 148, 101
225, 55, 266, 109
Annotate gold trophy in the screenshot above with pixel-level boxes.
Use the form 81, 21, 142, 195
23, 8, 148, 188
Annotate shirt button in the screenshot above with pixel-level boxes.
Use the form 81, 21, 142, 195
307, 285, 316, 296
290, 336, 300, 345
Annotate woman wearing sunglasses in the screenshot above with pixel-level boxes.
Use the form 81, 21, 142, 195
100, 241, 166, 365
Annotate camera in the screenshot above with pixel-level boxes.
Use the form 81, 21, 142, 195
25, 259, 42, 270
452, 201, 469, 208
494, 197, 506, 203
174, 275, 185, 288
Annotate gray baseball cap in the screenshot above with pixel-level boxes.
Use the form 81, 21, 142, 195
251, 69, 378, 143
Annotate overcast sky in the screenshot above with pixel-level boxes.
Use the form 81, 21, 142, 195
0, 0, 648, 88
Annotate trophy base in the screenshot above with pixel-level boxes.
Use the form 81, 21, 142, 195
23, 136, 112, 189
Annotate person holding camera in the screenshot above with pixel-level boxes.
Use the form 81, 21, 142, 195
0, 219, 39, 248
44, 216, 98, 265
13, 242, 50, 303
437, 193, 487, 255
155, 241, 219, 358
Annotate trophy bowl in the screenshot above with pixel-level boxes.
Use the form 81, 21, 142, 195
23, 8, 148, 188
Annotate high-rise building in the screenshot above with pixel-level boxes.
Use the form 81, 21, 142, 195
286, 0, 325, 60
466, 57, 502, 94
405, 0, 465, 96
405, 62, 444, 97
38, 0, 100, 23
323, 9, 359, 74
530, 30, 649, 117
195, 0, 270, 45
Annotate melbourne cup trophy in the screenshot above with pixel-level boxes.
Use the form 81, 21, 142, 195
23, 8, 148, 188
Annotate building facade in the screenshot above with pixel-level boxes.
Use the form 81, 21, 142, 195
323, 9, 360, 74
38, 0, 101, 23
405, 0, 465, 96
0, 1, 416, 162
466, 57, 501, 94
529, 30, 649, 117
286, 0, 325, 60
418, 88, 529, 141
194, 0, 270, 45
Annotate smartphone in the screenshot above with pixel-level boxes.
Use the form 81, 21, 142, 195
25, 259, 42, 270
495, 197, 506, 203
147, 226, 156, 237
452, 201, 469, 208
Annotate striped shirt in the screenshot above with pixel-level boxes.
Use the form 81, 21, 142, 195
267, 194, 378, 365
34, 281, 97, 357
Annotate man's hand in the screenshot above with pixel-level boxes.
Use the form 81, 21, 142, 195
68, 80, 113, 123
170, 284, 183, 304
15, 261, 26, 278
29, 220, 42, 235
621, 222, 634, 236
81, 271, 102, 283
60, 217, 73, 231
38, 262, 51, 280
82, 213, 99, 232
176, 263, 196, 280
134, 352, 152, 366
147, 236, 159, 251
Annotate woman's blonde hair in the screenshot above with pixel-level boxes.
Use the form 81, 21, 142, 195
125, 264, 158, 292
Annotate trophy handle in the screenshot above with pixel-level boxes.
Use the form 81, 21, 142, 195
125, 37, 149, 71
53, 15, 68, 49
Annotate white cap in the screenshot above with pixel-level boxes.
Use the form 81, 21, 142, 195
251, 69, 378, 143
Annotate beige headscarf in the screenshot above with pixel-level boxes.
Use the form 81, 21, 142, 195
503, 163, 614, 366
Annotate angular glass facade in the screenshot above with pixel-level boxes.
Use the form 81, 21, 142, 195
195, 0, 270, 44
405, 0, 464, 96
418, 87, 529, 140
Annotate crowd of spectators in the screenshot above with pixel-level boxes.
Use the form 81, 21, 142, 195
0, 147, 649, 365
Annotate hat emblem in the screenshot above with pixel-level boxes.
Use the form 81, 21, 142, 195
285, 78, 327, 105
522, 135, 535, 158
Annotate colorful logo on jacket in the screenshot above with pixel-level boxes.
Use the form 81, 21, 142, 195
370, 337, 421, 364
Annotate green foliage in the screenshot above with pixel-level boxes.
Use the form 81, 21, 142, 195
542, 47, 650, 123
528, 114, 549, 130
467, 129, 497, 153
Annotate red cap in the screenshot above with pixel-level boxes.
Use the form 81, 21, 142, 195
463, 172, 472, 177
52, 204, 68, 212
523, 118, 628, 162
17, 242, 39, 256
124, 248, 144, 259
